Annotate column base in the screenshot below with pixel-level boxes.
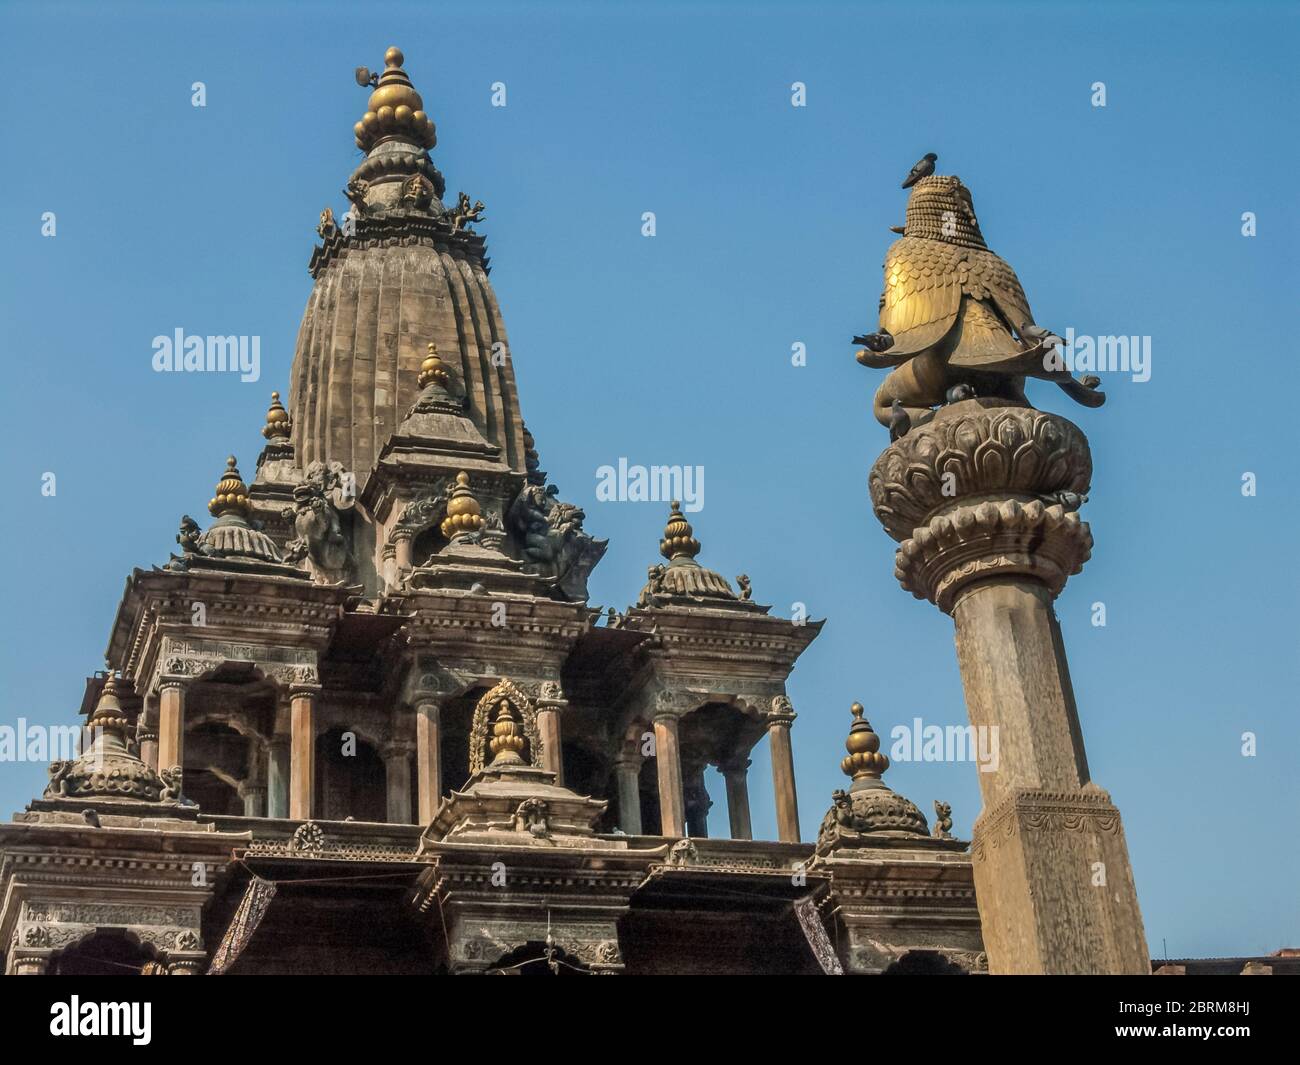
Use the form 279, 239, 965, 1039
971, 783, 1149, 974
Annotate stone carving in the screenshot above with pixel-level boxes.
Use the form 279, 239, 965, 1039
467, 679, 545, 777
507, 484, 607, 601
159, 766, 184, 803
449, 191, 485, 232
317, 207, 337, 240
291, 821, 326, 853
401, 172, 435, 211
736, 574, 752, 601
894, 497, 1092, 613
343, 176, 369, 213
816, 787, 930, 853
769, 694, 796, 722
868, 400, 1093, 543
637, 564, 667, 607
176, 514, 205, 555
932, 800, 954, 840
511, 798, 549, 838
281, 461, 354, 583
666, 838, 698, 867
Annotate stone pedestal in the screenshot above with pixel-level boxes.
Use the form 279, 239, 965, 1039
868, 399, 1148, 974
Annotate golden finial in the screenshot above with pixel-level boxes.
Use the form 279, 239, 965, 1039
659, 501, 701, 561
354, 46, 437, 153
440, 471, 484, 539
840, 702, 890, 781
89, 673, 131, 732
487, 698, 528, 766
261, 391, 292, 441
208, 456, 251, 519
417, 341, 449, 390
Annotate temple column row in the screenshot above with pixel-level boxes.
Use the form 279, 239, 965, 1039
634, 707, 797, 842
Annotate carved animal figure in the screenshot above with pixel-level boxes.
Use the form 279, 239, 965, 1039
317, 207, 336, 239
855, 171, 1104, 433
932, 800, 954, 839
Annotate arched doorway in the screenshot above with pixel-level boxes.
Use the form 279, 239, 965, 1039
49, 931, 165, 975
315, 727, 386, 822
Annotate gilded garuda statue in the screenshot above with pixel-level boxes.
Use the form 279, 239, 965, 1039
854, 167, 1103, 437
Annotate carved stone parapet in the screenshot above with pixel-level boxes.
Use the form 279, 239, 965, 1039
895, 498, 1092, 613
869, 400, 1092, 543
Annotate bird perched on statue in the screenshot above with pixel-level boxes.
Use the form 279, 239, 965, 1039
853, 167, 1105, 432
901, 153, 938, 189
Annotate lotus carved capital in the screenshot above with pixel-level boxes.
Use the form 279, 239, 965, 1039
869, 400, 1092, 543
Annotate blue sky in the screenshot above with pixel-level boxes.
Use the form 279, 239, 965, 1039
1, 1, 1296, 959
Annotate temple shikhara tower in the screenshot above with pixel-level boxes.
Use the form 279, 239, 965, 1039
0, 50, 1143, 976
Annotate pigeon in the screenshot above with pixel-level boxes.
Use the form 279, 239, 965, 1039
946, 383, 976, 404
1019, 322, 1064, 349
81, 809, 101, 828
901, 153, 938, 189
888, 399, 912, 441
852, 330, 894, 353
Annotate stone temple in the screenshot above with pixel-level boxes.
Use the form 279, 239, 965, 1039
1, 48, 1148, 976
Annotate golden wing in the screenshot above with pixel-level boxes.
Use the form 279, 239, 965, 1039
961, 247, 1034, 337
878, 237, 963, 355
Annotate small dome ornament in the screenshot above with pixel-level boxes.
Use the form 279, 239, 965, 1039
440, 471, 484, 540
261, 392, 292, 441
209, 456, 251, 519
354, 45, 437, 153
814, 702, 930, 854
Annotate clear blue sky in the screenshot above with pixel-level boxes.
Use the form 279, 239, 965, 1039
1, 1, 1296, 959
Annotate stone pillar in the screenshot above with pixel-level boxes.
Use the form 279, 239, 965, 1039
767, 701, 801, 843
238, 780, 267, 818
652, 714, 686, 837
9, 953, 49, 975
683, 764, 711, 838
289, 687, 318, 820
384, 742, 414, 824
157, 680, 186, 773
415, 699, 442, 824
613, 755, 643, 835
393, 532, 413, 572
267, 737, 290, 819
138, 727, 159, 773
535, 702, 564, 785
868, 399, 1148, 975
721, 758, 753, 841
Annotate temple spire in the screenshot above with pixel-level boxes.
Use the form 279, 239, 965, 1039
261, 391, 291, 442
840, 702, 890, 783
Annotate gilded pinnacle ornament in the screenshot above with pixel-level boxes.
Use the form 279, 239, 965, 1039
354, 46, 437, 153
840, 702, 889, 782
440, 471, 483, 540
261, 391, 291, 441
659, 501, 700, 561
417, 341, 449, 391
487, 699, 527, 766
209, 456, 251, 519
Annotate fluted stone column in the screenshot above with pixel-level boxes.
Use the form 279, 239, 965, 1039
267, 737, 290, 819
767, 701, 800, 843
157, 680, 186, 773
653, 714, 686, 837
721, 759, 753, 841
868, 398, 1148, 974
289, 686, 318, 820
613, 755, 643, 835
384, 742, 414, 824
415, 699, 442, 824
